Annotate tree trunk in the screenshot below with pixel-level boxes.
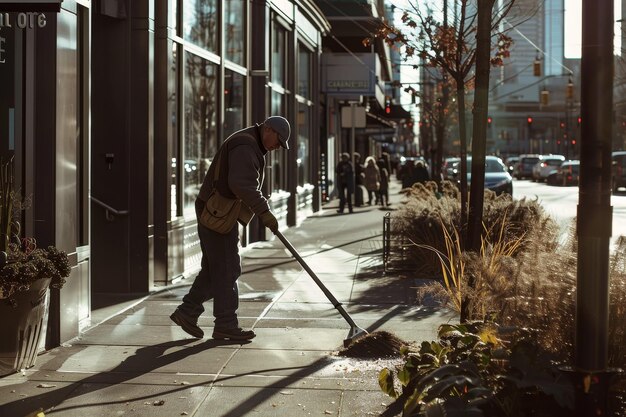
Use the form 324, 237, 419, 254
456, 82, 468, 246
462, 0, 495, 322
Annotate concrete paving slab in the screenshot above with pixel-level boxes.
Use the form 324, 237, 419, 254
0, 380, 79, 417
38, 343, 236, 375
341, 389, 400, 417
196, 385, 344, 417
38, 382, 211, 417
235, 328, 348, 351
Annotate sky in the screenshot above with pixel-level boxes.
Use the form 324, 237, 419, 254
563, 0, 620, 58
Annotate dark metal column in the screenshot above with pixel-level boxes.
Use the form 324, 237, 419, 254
571, 0, 622, 414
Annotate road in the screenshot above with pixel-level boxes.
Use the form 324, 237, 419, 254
512, 179, 626, 249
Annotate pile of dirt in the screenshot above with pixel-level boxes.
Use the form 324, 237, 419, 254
338, 331, 407, 359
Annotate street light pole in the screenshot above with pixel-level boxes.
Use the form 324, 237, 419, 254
566, 0, 622, 415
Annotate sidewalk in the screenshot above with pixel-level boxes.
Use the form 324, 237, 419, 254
0, 181, 455, 417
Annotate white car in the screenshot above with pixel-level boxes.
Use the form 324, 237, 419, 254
532, 155, 565, 182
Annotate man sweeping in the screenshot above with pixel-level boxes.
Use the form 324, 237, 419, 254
170, 116, 290, 341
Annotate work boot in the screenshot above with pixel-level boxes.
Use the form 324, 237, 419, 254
212, 327, 256, 341
170, 309, 204, 338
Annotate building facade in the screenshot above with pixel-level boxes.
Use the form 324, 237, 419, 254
0, 0, 329, 348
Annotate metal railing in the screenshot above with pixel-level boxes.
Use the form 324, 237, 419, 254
90, 196, 129, 221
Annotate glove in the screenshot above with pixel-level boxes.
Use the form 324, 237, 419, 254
259, 210, 278, 233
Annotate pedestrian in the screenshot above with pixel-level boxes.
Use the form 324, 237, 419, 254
377, 157, 390, 206
412, 160, 431, 185
363, 156, 381, 205
335, 152, 354, 214
170, 116, 290, 341
353, 152, 365, 207
401, 160, 416, 189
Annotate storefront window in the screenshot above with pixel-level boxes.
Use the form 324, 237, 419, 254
271, 21, 286, 87
298, 46, 311, 99
183, 0, 219, 53
184, 52, 217, 216
169, 0, 179, 33
271, 90, 285, 192
224, 0, 245, 66
169, 42, 179, 219
297, 103, 310, 186
224, 69, 244, 138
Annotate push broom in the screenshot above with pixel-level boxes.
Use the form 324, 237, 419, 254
274, 230, 368, 347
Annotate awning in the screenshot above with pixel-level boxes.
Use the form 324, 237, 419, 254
0, 1, 62, 12
366, 112, 396, 128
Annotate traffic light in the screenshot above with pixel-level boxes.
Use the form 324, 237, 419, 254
533, 58, 542, 76
527, 116, 533, 126
572, 139, 576, 145
559, 121, 565, 129
487, 116, 492, 127
385, 96, 391, 114
577, 116, 582, 126
566, 77, 574, 100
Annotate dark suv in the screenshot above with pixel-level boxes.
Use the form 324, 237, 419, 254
613, 151, 626, 193
514, 154, 541, 179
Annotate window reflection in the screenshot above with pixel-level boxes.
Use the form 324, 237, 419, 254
297, 103, 310, 186
224, 69, 244, 138
271, 21, 286, 86
183, 0, 219, 53
271, 91, 285, 192
184, 52, 217, 215
225, 0, 245, 65
298, 47, 311, 99
169, 42, 179, 219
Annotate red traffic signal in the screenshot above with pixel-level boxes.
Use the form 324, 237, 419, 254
527, 116, 533, 125
572, 139, 576, 145
385, 96, 391, 114
577, 116, 582, 125
487, 116, 492, 125
559, 121, 565, 129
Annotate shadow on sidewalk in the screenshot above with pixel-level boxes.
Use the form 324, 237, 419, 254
0, 338, 251, 416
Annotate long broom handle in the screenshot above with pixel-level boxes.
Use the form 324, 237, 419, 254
274, 230, 360, 328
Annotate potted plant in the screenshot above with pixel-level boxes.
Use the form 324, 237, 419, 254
0, 157, 71, 376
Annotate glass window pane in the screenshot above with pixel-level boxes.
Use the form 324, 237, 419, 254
183, 0, 219, 53
225, 0, 245, 65
184, 52, 218, 216
271, 21, 285, 86
297, 103, 310, 186
169, 42, 179, 219
271, 91, 285, 192
298, 46, 311, 99
224, 69, 244, 138
169, 0, 178, 33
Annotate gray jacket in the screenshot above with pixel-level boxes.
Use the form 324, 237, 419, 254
197, 125, 270, 216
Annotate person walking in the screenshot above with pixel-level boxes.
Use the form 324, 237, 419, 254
363, 156, 381, 205
353, 152, 365, 207
377, 157, 390, 206
335, 152, 354, 214
411, 160, 430, 185
170, 116, 290, 341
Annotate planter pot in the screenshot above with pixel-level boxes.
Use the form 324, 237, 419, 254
0, 277, 51, 376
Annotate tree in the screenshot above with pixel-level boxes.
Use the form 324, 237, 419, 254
371, 1, 517, 322
370, 1, 513, 249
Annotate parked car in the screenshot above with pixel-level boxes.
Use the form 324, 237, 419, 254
450, 156, 513, 196
504, 156, 519, 175
514, 154, 541, 179
532, 154, 565, 182
613, 151, 626, 193
442, 157, 460, 180
547, 160, 580, 186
